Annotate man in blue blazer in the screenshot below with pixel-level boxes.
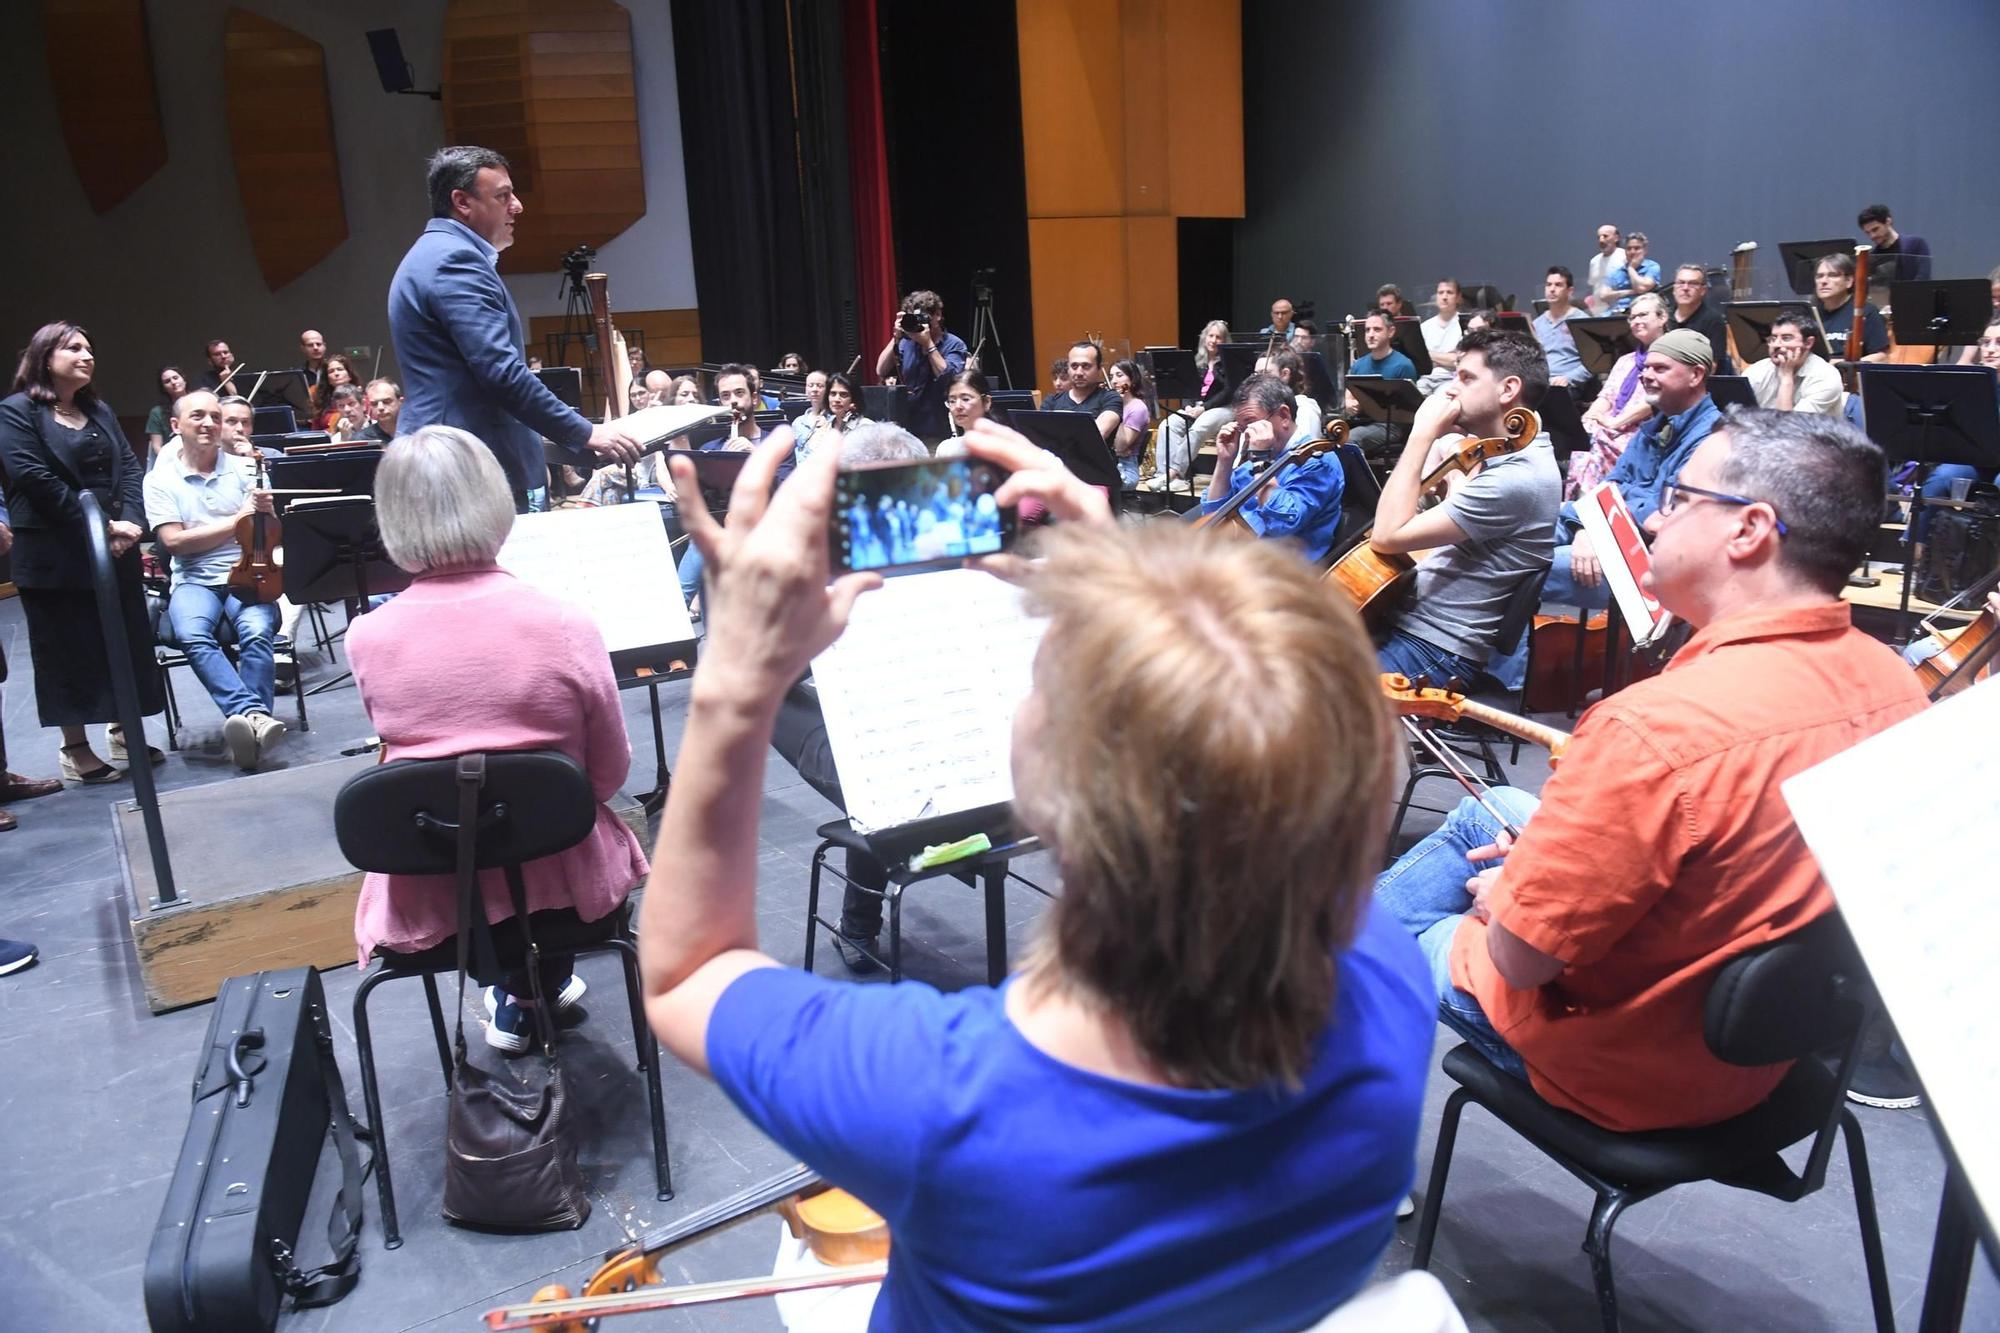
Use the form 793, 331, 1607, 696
388, 145, 641, 509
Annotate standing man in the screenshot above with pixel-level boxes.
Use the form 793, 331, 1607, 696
1857, 204, 1931, 283
874, 289, 967, 445
1604, 232, 1661, 313
1813, 253, 1890, 363
1744, 311, 1843, 415
1665, 264, 1733, 372
142, 391, 286, 772
1532, 266, 1592, 393
361, 378, 403, 441
1261, 297, 1300, 343
388, 145, 641, 512
1045, 339, 1123, 443
1422, 280, 1466, 374
1586, 224, 1625, 314
297, 329, 328, 400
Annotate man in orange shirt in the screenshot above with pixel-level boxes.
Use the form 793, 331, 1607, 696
1374, 407, 1928, 1133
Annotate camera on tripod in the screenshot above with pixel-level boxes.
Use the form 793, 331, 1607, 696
562, 244, 596, 277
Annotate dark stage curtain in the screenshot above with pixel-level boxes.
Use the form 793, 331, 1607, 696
669, 0, 861, 371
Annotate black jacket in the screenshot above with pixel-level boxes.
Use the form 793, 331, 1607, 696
0, 391, 145, 589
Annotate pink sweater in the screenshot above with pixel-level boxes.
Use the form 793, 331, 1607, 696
346, 565, 649, 964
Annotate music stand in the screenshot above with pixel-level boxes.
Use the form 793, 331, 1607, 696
1706, 375, 1757, 411
1857, 363, 2000, 628
1722, 300, 1801, 367
680, 451, 751, 520
251, 404, 296, 436
284, 497, 414, 696
1142, 347, 1199, 402
1391, 317, 1434, 378
1567, 317, 1638, 380
247, 369, 313, 420
1004, 409, 1123, 513
266, 449, 380, 503
1219, 343, 1265, 392
1344, 375, 1426, 442
1890, 281, 1994, 348
1778, 238, 1855, 295
535, 366, 584, 413
988, 389, 1037, 416
861, 384, 911, 428
1494, 310, 1533, 337
1300, 350, 1337, 405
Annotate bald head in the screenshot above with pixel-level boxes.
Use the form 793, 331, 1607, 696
172, 390, 224, 451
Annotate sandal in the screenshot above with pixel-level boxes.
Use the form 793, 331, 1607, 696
0, 808, 15, 833
58, 742, 122, 786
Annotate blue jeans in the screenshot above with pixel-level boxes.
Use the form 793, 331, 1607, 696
166, 584, 278, 718
1375, 789, 1540, 1077
516, 485, 549, 515
678, 542, 704, 606
1117, 454, 1140, 488
1378, 629, 1482, 688
1539, 542, 1614, 612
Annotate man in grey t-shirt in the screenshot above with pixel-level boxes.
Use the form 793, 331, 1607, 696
1366, 329, 1560, 684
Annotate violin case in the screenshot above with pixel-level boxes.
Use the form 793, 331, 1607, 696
143, 967, 366, 1333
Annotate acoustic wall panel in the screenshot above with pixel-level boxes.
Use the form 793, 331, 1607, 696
223, 9, 348, 290
42, 0, 168, 212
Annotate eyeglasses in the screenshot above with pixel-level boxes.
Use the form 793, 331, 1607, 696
1660, 482, 1788, 535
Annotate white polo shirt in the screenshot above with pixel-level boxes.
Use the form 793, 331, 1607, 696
143, 447, 257, 589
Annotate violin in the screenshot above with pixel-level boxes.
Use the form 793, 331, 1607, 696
1190, 420, 1349, 535
225, 454, 284, 604
485, 1164, 890, 1330
1324, 407, 1539, 625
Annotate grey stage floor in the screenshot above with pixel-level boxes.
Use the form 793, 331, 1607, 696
0, 593, 1990, 1332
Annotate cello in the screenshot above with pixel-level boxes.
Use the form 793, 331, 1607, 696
1906, 575, 2000, 699
483, 1164, 890, 1330
1190, 419, 1350, 536
1323, 406, 1540, 626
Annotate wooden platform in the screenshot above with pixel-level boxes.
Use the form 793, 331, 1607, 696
118, 757, 650, 1012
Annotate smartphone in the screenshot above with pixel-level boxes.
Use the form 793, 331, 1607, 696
831, 456, 1016, 575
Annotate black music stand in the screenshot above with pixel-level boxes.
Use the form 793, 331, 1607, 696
681, 451, 751, 520
1890, 281, 1994, 349
1706, 375, 1757, 410
1004, 409, 1124, 513
1344, 375, 1427, 442
1391, 317, 1434, 378
284, 497, 414, 696
1301, 350, 1338, 405
1778, 238, 1855, 295
988, 389, 1037, 417
1722, 300, 1802, 366
861, 384, 911, 428
1494, 310, 1533, 336
247, 369, 314, 420
535, 365, 584, 413
266, 448, 381, 499
1567, 317, 1638, 380
1142, 347, 1199, 402
1219, 343, 1265, 392
251, 404, 297, 436
1857, 364, 2000, 628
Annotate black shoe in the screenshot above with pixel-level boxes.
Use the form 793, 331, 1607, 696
829, 930, 882, 975
1847, 1029, 1923, 1110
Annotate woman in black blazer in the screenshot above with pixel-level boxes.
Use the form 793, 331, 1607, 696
0, 321, 164, 783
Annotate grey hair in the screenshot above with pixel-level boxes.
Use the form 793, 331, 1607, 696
171, 388, 219, 421
1629, 291, 1669, 318
1711, 407, 1884, 594
839, 422, 928, 466
1194, 319, 1230, 369
427, 145, 510, 219
375, 426, 516, 573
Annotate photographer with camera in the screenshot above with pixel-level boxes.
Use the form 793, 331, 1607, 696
873, 289, 967, 445
389, 146, 643, 513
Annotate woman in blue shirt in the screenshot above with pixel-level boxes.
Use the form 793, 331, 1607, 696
637, 423, 1434, 1331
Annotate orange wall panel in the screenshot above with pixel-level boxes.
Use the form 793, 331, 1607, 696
1165, 0, 1243, 219
42, 0, 169, 212
1016, 1, 1125, 219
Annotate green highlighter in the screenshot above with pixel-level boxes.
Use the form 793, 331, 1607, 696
908, 833, 992, 873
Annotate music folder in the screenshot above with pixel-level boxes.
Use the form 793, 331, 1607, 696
1574, 482, 1672, 646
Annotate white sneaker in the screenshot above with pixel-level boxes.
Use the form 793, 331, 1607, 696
222, 714, 258, 771
249, 712, 287, 754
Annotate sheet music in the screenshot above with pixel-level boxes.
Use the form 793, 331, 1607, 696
811, 569, 1047, 833
498, 502, 693, 654
619, 403, 732, 448
1782, 677, 2000, 1233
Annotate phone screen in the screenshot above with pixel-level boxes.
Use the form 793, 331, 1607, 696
832, 456, 1016, 575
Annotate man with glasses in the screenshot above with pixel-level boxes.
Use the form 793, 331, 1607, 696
1374, 407, 1928, 1132
1744, 311, 1842, 415
1666, 264, 1732, 372
1545, 327, 1720, 610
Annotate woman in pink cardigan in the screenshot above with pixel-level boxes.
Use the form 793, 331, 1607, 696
348, 425, 648, 1053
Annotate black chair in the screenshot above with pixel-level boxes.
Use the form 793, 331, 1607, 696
1412, 911, 1894, 1333
149, 595, 310, 750
1325, 441, 1381, 561
804, 815, 1053, 985
1386, 565, 1550, 847
334, 750, 672, 1248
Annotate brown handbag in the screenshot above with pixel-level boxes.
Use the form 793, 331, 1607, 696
438, 754, 590, 1232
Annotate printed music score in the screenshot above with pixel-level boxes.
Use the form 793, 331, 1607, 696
811, 569, 1047, 833
498, 503, 694, 654
1782, 676, 2000, 1235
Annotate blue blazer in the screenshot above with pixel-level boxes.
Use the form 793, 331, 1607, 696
387, 218, 593, 494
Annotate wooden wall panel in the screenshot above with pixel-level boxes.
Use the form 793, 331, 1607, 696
1017, 0, 1242, 394
42, 0, 167, 212
525, 308, 703, 401
223, 9, 347, 290
443, 0, 645, 274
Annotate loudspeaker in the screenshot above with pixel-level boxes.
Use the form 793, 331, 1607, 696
365, 29, 413, 95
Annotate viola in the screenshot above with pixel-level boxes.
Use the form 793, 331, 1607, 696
1323, 407, 1539, 625
485, 1164, 890, 1330
224, 454, 284, 604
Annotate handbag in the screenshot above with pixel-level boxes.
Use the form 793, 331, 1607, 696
439, 754, 591, 1232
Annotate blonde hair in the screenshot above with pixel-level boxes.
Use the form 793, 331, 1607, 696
1018, 522, 1397, 1090
375, 426, 515, 573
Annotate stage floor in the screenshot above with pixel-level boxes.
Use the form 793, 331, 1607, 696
0, 594, 1989, 1332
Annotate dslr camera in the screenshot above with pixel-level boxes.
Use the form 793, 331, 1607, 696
899, 309, 927, 336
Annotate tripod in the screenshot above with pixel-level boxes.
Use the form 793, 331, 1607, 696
546, 252, 598, 377
969, 269, 1012, 388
